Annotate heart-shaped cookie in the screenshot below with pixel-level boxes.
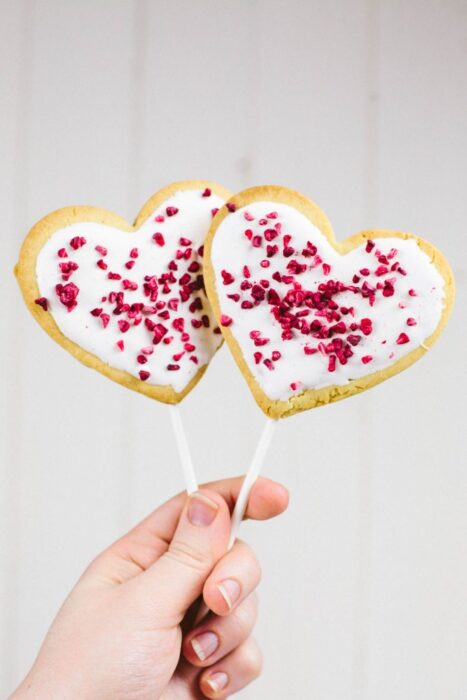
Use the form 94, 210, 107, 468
204, 186, 455, 418
16, 181, 231, 403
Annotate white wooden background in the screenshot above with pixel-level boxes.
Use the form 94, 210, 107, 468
1, 1, 466, 698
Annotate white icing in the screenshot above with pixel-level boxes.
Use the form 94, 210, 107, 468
36, 188, 224, 393
211, 202, 446, 401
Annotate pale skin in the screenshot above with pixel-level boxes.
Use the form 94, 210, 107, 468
11, 476, 289, 700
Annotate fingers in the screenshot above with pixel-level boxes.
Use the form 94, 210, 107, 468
203, 540, 261, 616
125, 475, 289, 559
138, 489, 231, 622
199, 637, 263, 698
183, 592, 257, 667
88, 476, 288, 587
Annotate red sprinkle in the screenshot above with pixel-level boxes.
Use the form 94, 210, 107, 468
34, 297, 48, 311
152, 232, 165, 246
396, 332, 410, 344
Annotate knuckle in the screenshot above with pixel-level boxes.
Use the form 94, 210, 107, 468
241, 638, 263, 678
232, 593, 258, 635
166, 539, 209, 574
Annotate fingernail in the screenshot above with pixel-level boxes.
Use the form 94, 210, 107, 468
191, 631, 219, 661
206, 671, 229, 693
188, 492, 219, 527
217, 578, 241, 610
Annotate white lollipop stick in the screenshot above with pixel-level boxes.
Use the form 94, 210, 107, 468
228, 417, 277, 550
169, 404, 198, 494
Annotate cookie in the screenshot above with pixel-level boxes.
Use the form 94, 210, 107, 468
15, 180, 231, 404
204, 185, 455, 418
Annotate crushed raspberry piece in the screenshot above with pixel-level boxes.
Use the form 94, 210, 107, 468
90, 307, 102, 317
365, 239, 375, 253
361, 355, 373, 364
184, 343, 195, 352
266, 211, 278, 219
322, 263, 331, 276
264, 358, 274, 371
244, 211, 254, 221
70, 236, 86, 250
167, 364, 180, 371
34, 297, 48, 311
226, 202, 236, 212
116, 340, 124, 351
347, 334, 362, 346
252, 235, 262, 248
152, 232, 165, 246
125, 260, 135, 270
57, 248, 68, 258
55, 282, 79, 312
271, 351, 281, 361
155, 214, 165, 223
100, 313, 110, 328
118, 320, 130, 333
59, 261, 78, 280
179, 237, 192, 247
95, 245, 107, 256
408, 289, 417, 297
139, 370, 150, 381
202, 187, 211, 197
166, 206, 178, 217
227, 293, 240, 302
290, 382, 301, 391
129, 247, 138, 258
254, 351, 263, 364
260, 260, 270, 268
211, 207, 219, 217
108, 272, 121, 280
396, 332, 410, 344
220, 314, 233, 326
221, 270, 235, 285
97, 259, 108, 270
360, 318, 373, 336
137, 354, 148, 364
406, 317, 417, 326
328, 355, 336, 372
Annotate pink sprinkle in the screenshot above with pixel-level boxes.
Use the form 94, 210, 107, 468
70, 236, 86, 250
152, 232, 165, 246
396, 332, 410, 345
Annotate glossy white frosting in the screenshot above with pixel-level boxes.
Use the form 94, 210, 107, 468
210, 202, 445, 400
36, 188, 224, 392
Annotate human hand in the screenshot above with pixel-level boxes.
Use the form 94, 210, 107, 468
12, 477, 288, 699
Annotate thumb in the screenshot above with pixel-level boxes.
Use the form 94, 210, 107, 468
139, 489, 231, 621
